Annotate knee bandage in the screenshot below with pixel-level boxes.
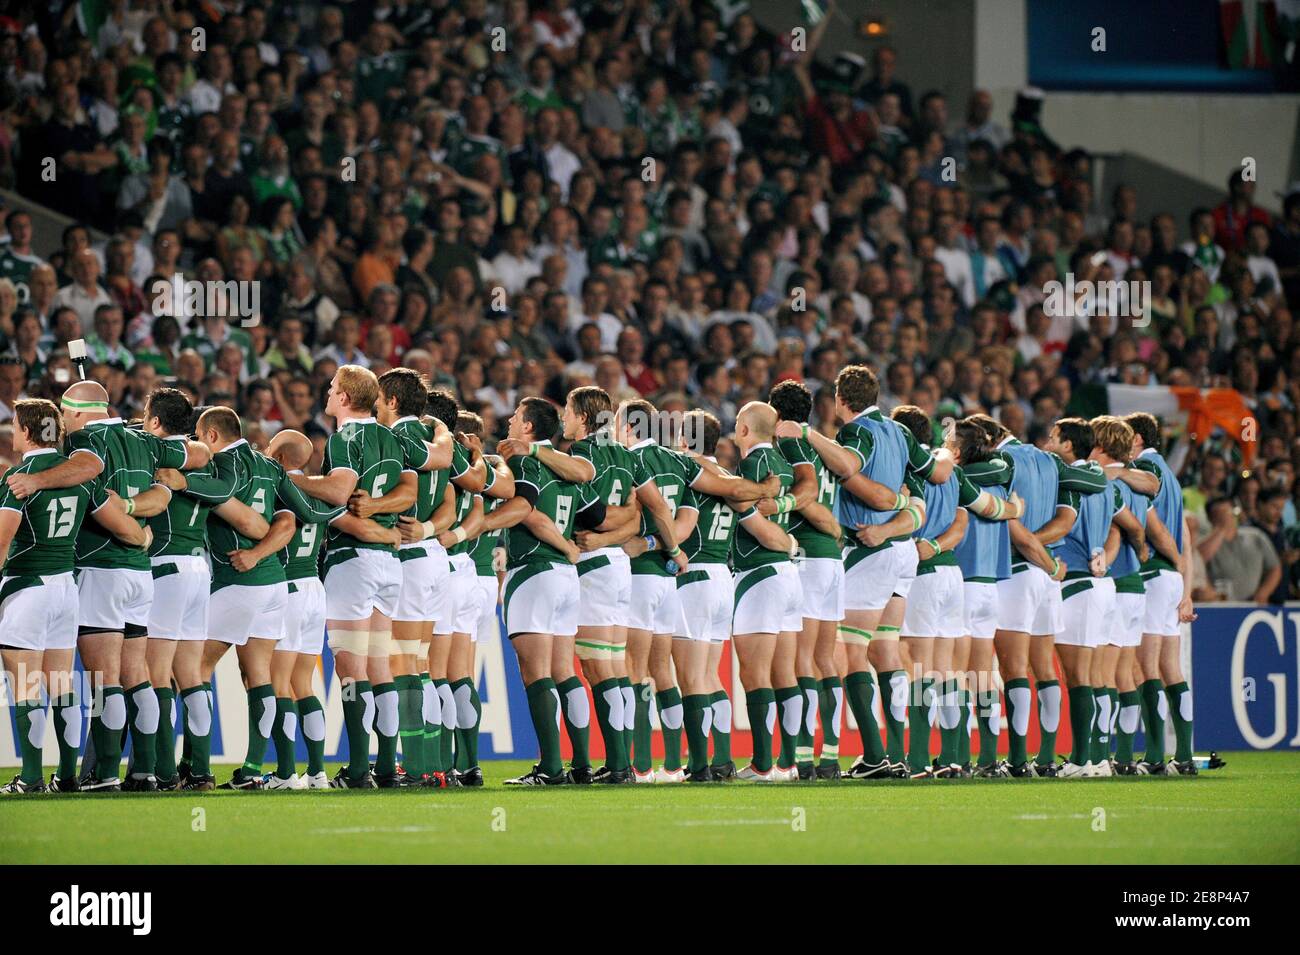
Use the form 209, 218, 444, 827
874, 625, 901, 643
575, 639, 620, 661
837, 625, 872, 647
392, 638, 422, 657
327, 629, 371, 655
367, 629, 394, 659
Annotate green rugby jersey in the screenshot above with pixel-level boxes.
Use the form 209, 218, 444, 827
733, 443, 795, 571
627, 439, 701, 577
390, 416, 442, 523
0, 449, 110, 576
147, 436, 236, 559
0, 247, 41, 302
776, 435, 841, 559
280, 468, 349, 582
570, 431, 642, 507
69, 418, 188, 571
323, 417, 408, 553
207, 440, 292, 590
681, 459, 738, 564
448, 458, 494, 558
471, 494, 503, 575
506, 445, 602, 568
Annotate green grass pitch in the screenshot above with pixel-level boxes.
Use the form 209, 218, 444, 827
2, 752, 1297, 864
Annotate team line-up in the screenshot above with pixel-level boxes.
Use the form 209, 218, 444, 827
0, 361, 1198, 792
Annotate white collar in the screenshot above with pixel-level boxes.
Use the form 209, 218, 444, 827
86, 417, 123, 427
163, 434, 187, 441
22, 447, 58, 460
1138, 447, 1158, 459
223, 438, 249, 451
394, 415, 420, 424
345, 416, 376, 426
996, 436, 1014, 449
630, 437, 655, 450
533, 438, 553, 447
1071, 459, 1086, 466
744, 441, 773, 458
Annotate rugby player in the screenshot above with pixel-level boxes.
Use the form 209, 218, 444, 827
489, 396, 605, 785
1123, 412, 1198, 775
286, 365, 409, 789
5, 379, 206, 792
786, 366, 953, 779
767, 381, 845, 780
0, 399, 151, 793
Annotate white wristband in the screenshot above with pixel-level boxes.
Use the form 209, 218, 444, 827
451, 526, 468, 544
421, 520, 437, 540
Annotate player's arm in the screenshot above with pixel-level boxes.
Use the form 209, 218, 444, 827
289, 467, 359, 507
1103, 524, 1122, 571
424, 419, 454, 472
966, 489, 1025, 521
92, 493, 151, 547
1034, 503, 1076, 547
762, 467, 842, 539
275, 469, 347, 525
483, 454, 515, 499
582, 500, 643, 551
1113, 466, 1159, 497
634, 481, 681, 554
213, 498, 272, 539
4, 448, 102, 498
529, 443, 596, 483
398, 483, 458, 543
1177, 514, 1198, 622
775, 421, 861, 481
738, 506, 795, 555
126, 484, 174, 519
0, 509, 19, 572
436, 494, 485, 550
1113, 503, 1148, 563
1143, 506, 1180, 566
691, 466, 777, 502
1056, 457, 1107, 494
481, 495, 532, 531
854, 493, 926, 548
334, 512, 402, 546
229, 511, 297, 572
1009, 518, 1065, 579
918, 506, 968, 562
839, 471, 909, 510
349, 471, 418, 518
523, 508, 580, 563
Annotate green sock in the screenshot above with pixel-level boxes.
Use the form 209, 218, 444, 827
592, 677, 626, 772
1165, 681, 1194, 762
879, 669, 908, 764
1115, 689, 1141, 763
844, 671, 886, 763
436, 679, 455, 773
422, 674, 443, 773
910, 677, 936, 772
525, 677, 562, 777
1003, 677, 1031, 767
93, 685, 126, 780
51, 693, 81, 781
557, 676, 591, 770
957, 689, 973, 766
179, 684, 211, 777
242, 684, 275, 778
451, 677, 480, 772
656, 687, 684, 772
154, 687, 177, 781
179, 688, 192, 771
746, 687, 776, 772
272, 697, 298, 779
395, 675, 424, 778
975, 686, 999, 767
683, 694, 710, 773
773, 685, 800, 770
1090, 688, 1111, 765
632, 681, 653, 774
372, 682, 398, 778
13, 699, 45, 784
1140, 678, 1166, 763
297, 695, 326, 775
1035, 679, 1061, 766
817, 676, 842, 765
341, 679, 373, 781
125, 681, 157, 777
708, 689, 732, 767
795, 676, 817, 767
1067, 685, 1095, 765
618, 677, 634, 766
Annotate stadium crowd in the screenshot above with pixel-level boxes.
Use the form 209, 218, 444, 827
0, 0, 1298, 604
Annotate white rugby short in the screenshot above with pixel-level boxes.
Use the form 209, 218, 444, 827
962, 580, 999, 640
1115, 589, 1145, 648
209, 581, 289, 646
279, 576, 327, 655
148, 555, 210, 641
675, 563, 733, 642
77, 566, 153, 636
628, 572, 683, 635
1057, 576, 1117, 649
0, 572, 79, 651
996, 564, 1062, 636
326, 548, 402, 622
1142, 569, 1184, 638
434, 553, 480, 636
503, 562, 579, 638
577, 548, 632, 628
733, 561, 803, 635
469, 573, 499, 644
797, 556, 845, 622
900, 565, 965, 638
393, 541, 448, 624
843, 541, 910, 612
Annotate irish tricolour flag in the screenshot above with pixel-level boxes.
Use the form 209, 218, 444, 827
1070, 383, 1257, 466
